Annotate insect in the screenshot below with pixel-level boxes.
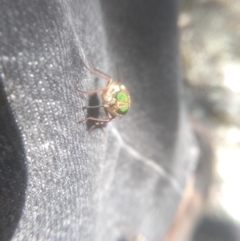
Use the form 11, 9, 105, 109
77, 59, 131, 131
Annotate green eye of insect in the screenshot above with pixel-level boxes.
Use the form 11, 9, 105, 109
116, 91, 129, 103
76, 60, 131, 131
115, 91, 129, 115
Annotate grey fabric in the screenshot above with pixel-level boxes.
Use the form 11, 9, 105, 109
0, 0, 199, 240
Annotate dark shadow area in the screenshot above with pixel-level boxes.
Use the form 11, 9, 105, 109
0, 77, 27, 241
193, 216, 240, 241
85, 93, 107, 131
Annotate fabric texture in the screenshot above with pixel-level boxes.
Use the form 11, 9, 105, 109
0, 0, 198, 240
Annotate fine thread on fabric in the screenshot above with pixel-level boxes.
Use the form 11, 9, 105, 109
109, 125, 182, 193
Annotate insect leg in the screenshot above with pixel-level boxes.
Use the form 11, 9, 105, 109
87, 121, 105, 134
77, 116, 114, 124
104, 108, 112, 118
80, 59, 112, 82
75, 87, 105, 95
82, 105, 105, 110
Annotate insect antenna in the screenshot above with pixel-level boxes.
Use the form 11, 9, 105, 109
116, 64, 122, 85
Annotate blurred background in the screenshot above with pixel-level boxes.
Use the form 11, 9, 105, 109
178, 0, 240, 240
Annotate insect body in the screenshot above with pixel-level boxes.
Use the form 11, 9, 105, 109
77, 60, 131, 130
